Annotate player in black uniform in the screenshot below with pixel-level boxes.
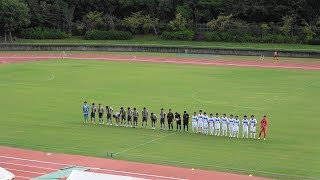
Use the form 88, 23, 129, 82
151, 113, 157, 130
183, 111, 190, 131
175, 112, 182, 131
167, 109, 174, 130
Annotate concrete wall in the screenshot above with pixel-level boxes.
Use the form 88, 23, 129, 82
1, 44, 319, 58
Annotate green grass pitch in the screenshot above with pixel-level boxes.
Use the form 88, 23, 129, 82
0, 58, 319, 179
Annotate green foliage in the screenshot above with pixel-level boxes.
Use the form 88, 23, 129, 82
204, 32, 301, 43
85, 30, 133, 40
168, 13, 188, 31
302, 20, 317, 41
207, 14, 233, 32
0, 0, 30, 41
122, 11, 159, 35
280, 15, 295, 36
83, 11, 105, 31
308, 38, 320, 45
21, 27, 70, 39
176, 4, 192, 20
161, 30, 194, 41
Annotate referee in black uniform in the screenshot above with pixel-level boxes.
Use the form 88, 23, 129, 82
183, 111, 190, 131
175, 112, 181, 131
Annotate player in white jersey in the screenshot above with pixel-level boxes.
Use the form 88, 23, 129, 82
242, 115, 249, 138
197, 110, 204, 133
233, 116, 240, 138
202, 112, 209, 135
214, 113, 221, 136
249, 115, 258, 139
191, 112, 198, 133
221, 113, 228, 137
208, 114, 215, 135
228, 115, 235, 137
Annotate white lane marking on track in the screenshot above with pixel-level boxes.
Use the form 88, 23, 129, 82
0, 156, 187, 180
15, 175, 31, 179
0, 162, 59, 170
5, 168, 45, 175
114, 132, 177, 155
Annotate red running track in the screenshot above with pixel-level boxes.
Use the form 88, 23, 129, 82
0, 53, 319, 70
0, 146, 270, 180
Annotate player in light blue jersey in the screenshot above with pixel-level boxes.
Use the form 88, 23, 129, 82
191, 112, 198, 133
82, 101, 89, 123
242, 115, 249, 138
221, 113, 228, 137
203, 112, 209, 135
228, 115, 235, 137
233, 116, 240, 138
214, 113, 221, 136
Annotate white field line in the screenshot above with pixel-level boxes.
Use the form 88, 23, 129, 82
114, 132, 177, 155
0, 156, 187, 180
0, 161, 59, 171
5, 168, 45, 175
15, 175, 31, 179
48, 73, 55, 81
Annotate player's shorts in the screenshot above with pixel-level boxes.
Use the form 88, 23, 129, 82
168, 119, 173, 124
99, 113, 103, 118
222, 124, 227, 130
192, 121, 197, 128
107, 114, 111, 118
209, 125, 214, 129
160, 118, 165, 124
203, 122, 208, 128
233, 126, 239, 132
127, 116, 132, 121
198, 121, 203, 128
84, 113, 88, 117
250, 127, 256, 132
152, 119, 156, 123
133, 117, 138, 122
215, 125, 220, 130
229, 125, 234, 131
121, 115, 126, 120
91, 113, 95, 118
176, 120, 181, 125
243, 127, 248, 132
142, 117, 147, 122
183, 120, 188, 125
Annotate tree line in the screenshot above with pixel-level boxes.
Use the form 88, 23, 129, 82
0, 0, 319, 43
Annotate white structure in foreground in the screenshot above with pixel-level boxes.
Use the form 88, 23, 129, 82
0, 167, 15, 180
67, 170, 148, 180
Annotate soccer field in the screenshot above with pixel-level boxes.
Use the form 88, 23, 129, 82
0, 56, 319, 179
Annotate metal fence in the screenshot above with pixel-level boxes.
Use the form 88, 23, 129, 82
195, 23, 303, 36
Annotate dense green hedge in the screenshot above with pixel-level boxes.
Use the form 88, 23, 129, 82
161, 30, 195, 41
204, 32, 302, 43
84, 30, 133, 40
308, 39, 320, 45
22, 27, 70, 39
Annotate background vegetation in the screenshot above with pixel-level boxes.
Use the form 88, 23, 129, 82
0, 0, 320, 44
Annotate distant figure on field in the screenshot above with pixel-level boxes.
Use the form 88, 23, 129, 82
175, 112, 181, 131
142, 107, 148, 128
98, 104, 104, 124
167, 109, 174, 130
258, 115, 269, 140
82, 101, 89, 123
127, 107, 133, 127
160, 108, 166, 130
91, 103, 97, 124
274, 51, 279, 61
120, 107, 126, 126
133, 108, 139, 127
242, 115, 249, 138
151, 113, 157, 129
106, 106, 113, 125
183, 111, 190, 132
249, 115, 258, 139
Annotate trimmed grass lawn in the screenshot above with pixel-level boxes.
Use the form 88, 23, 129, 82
14, 35, 320, 52
0, 59, 319, 179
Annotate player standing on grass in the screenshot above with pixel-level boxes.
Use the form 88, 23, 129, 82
274, 51, 279, 61
151, 113, 157, 129
160, 108, 166, 130
183, 111, 189, 132
228, 115, 235, 137
214, 113, 221, 136
233, 116, 240, 138
142, 107, 148, 128
242, 115, 249, 138
91, 103, 97, 124
258, 115, 269, 140
98, 104, 104, 124
127, 107, 133, 127
120, 107, 126, 126
175, 112, 182, 131
167, 109, 174, 130
221, 113, 228, 136
106, 106, 113, 125
113, 111, 120, 126
82, 101, 89, 123
249, 115, 258, 139
133, 108, 139, 128
203, 112, 209, 135
197, 110, 204, 133
209, 114, 215, 135
191, 112, 198, 133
